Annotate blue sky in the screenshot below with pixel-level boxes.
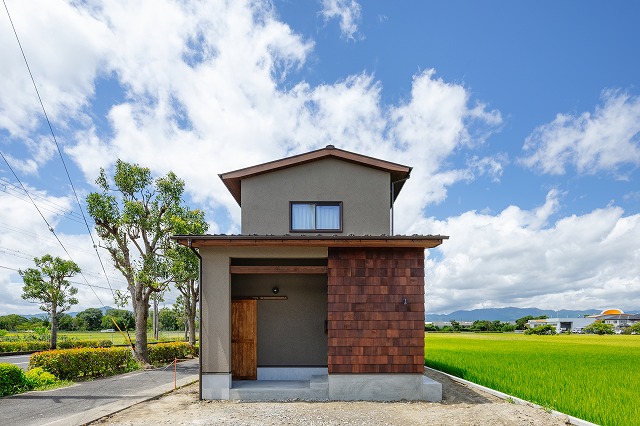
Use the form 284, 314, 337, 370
1, 0, 639, 316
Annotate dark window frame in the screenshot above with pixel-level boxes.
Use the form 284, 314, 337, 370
289, 201, 343, 233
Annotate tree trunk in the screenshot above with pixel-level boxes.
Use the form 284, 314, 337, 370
50, 306, 58, 350
133, 295, 150, 364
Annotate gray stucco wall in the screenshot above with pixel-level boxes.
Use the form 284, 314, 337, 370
241, 158, 391, 235
231, 274, 328, 366
199, 247, 327, 374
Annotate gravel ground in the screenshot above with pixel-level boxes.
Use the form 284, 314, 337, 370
91, 369, 571, 426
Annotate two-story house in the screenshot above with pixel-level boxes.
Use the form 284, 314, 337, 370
174, 145, 447, 401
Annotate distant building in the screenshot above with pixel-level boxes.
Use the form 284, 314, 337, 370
527, 317, 594, 333
527, 308, 640, 333
587, 309, 640, 331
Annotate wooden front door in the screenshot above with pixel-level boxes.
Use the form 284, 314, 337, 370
231, 299, 257, 380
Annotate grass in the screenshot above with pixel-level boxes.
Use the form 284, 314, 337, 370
3, 330, 189, 346
425, 333, 640, 426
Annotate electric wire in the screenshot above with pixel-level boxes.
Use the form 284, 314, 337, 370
2, 0, 116, 300
0, 152, 107, 308
2, 4, 189, 383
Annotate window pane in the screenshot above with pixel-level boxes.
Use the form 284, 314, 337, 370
316, 205, 340, 230
291, 203, 315, 230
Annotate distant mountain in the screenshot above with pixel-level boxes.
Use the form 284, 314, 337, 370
425, 307, 607, 322
19, 306, 116, 319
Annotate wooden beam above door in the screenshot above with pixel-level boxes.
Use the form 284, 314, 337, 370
229, 265, 327, 274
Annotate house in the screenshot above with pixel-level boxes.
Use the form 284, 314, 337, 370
174, 145, 448, 401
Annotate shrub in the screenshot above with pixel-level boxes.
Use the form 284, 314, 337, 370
0, 341, 50, 353
0, 363, 28, 396
57, 339, 112, 349
29, 347, 137, 380
524, 325, 556, 335
148, 342, 196, 365
25, 367, 58, 388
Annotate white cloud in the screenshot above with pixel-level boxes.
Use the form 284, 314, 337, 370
0, 188, 125, 315
412, 191, 640, 313
0, 0, 111, 137
521, 90, 640, 176
320, 0, 362, 41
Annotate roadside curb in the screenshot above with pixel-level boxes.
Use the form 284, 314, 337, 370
425, 367, 598, 426
41, 373, 199, 426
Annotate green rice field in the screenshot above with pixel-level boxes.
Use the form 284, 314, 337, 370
5, 330, 188, 346
424, 333, 640, 426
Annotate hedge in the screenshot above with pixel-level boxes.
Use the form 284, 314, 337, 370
0, 339, 112, 353
0, 341, 50, 353
0, 363, 28, 397
29, 347, 137, 380
57, 339, 112, 349
148, 342, 196, 365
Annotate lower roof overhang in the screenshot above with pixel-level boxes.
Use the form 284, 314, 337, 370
173, 234, 448, 249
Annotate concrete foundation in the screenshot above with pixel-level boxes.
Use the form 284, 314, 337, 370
203, 373, 442, 402
201, 373, 231, 400
328, 374, 442, 401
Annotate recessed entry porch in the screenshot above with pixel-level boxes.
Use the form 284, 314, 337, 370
230, 257, 329, 385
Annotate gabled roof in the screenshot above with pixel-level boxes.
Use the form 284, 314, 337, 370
219, 145, 412, 206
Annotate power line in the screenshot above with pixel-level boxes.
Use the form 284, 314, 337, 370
0, 177, 85, 222
2, 0, 116, 301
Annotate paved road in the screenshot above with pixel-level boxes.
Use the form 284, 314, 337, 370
0, 354, 31, 371
0, 359, 199, 426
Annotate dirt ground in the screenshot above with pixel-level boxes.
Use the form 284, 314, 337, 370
91, 369, 571, 426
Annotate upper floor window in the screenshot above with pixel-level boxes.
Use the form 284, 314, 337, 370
290, 202, 342, 232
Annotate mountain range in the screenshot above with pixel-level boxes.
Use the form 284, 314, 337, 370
425, 307, 632, 322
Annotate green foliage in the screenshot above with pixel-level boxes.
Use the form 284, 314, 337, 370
57, 313, 74, 331
625, 323, 640, 334
0, 363, 28, 396
0, 314, 29, 331
524, 324, 557, 335
158, 307, 180, 331
515, 315, 548, 330
147, 342, 196, 365
29, 347, 138, 380
86, 160, 199, 362
57, 339, 112, 349
102, 309, 135, 331
424, 323, 439, 332
425, 333, 640, 426
76, 308, 104, 331
19, 255, 81, 349
583, 320, 615, 335
0, 341, 50, 352
24, 367, 58, 388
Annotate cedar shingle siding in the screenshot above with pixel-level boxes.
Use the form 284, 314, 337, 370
327, 247, 425, 374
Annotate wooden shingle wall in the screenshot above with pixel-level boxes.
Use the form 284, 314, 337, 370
327, 247, 425, 374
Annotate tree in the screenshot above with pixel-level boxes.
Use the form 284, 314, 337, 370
76, 308, 103, 331
625, 323, 640, 334
583, 320, 615, 335
102, 309, 135, 331
524, 324, 556, 335
158, 307, 179, 331
0, 314, 28, 331
86, 160, 193, 362
57, 313, 74, 331
516, 315, 547, 330
166, 208, 208, 346
19, 255, 80, 349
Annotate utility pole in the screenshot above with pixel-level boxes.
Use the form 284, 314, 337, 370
153, 293, 159, 340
